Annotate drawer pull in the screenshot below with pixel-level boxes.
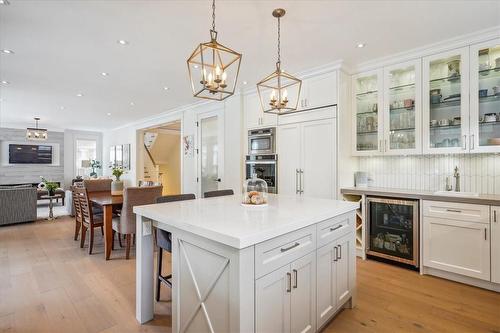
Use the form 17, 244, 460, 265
330, 224, 343, 232
286, 272, 292, 293
446, 209, 462, 213
281, 242, 300, 253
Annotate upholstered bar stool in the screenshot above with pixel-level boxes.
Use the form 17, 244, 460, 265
155, 194, 196, 301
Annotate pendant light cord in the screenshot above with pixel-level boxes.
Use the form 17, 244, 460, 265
277, 16, 281, 67
212, 0, 216, 32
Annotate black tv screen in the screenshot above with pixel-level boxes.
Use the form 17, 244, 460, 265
9, 144, 52, 164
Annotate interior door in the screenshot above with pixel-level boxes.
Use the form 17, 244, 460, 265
198, 110, 224, 197
423, 217, 490, 280
316, 242, 337, 329
301, 118, 336, 199
277, 124, 301, 195
290, 252, 316, 333
492, 207, 500, 283
255, 265, 291, 333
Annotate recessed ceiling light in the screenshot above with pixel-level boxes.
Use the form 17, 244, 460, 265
130, 102, 135, 106
101, 72, 109, 76
163, 86, 170, 91
60, 106, 65, 110
0, 0, 10, 5
1, 49, 13, 54
357, 43, 366, 48
243, 81, 248, 85
117, 40, 129, 45
107, 112, 111, 116
76, 93, 83, 97
1, 80, 9, 85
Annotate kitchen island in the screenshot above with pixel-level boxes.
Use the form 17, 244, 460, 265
134, 194, 358, 333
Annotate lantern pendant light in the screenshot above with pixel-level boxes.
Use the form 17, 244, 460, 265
187, 0, 242, 101
257, 8, 301, 115
26, 117, 48, 141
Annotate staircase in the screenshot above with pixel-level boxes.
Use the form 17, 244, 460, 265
144, 132, 158, 150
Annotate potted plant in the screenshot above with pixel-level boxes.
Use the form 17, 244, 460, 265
90, 160, 102, 178
40, 177, 59, 196
111, 165, 125, 195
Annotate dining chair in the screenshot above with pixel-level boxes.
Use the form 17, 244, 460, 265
75, 187, 104, 255
112, 185, 162, 259
155, 193, 196, 301
71, 185, 83, 241
203, 189, 234, 198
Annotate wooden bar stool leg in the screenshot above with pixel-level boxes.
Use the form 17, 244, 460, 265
156, 247, 163, 302
89, 226, 95, 255
125, 234, 131, 259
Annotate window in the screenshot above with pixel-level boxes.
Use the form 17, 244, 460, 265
76, 139, 97, 177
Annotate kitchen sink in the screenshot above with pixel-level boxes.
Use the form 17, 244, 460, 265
433, 191, 480, 197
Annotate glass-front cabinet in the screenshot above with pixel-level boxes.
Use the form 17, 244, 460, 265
352, 69, 383, 155
383, 60, 422, 154
470, 39, 500, 152
423, 47, 470, 154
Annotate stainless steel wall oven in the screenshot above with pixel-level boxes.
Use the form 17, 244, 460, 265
248, 128, 276, 155
245, 154, 277, 194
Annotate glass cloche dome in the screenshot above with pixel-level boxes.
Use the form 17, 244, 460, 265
242, 174, 268, 205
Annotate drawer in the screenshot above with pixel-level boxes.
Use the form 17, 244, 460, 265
316, 212, 354, 248
423, 200, 489, 224
255, 225, 316, 278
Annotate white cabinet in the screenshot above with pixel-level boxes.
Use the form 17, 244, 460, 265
423, 200, 490, 281
316, 232, 353, 329
278, 114, 337, 199
255, 253, 316, 333
299, 72, 337, 110
491, 206, 500, 284
469, 38, 500, 153
243, 91, 277, 129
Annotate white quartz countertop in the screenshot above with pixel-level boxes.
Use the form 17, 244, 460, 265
134, 194, 358, 249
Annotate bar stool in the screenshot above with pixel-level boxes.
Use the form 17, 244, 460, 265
203, 189, 234, 198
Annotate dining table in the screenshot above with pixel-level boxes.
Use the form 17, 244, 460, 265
89, 191, 123, 260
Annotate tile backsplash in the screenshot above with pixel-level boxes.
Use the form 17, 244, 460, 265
359, 154, 500, 194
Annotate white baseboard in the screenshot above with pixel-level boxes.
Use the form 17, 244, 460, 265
423, 266, 500, 292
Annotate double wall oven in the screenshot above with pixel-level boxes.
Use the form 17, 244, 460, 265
246, 128, 278, 193
366, 197, 419, 268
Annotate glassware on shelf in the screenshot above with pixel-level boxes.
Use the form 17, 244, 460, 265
355, 73, 379, 151
242, 174, 268, 206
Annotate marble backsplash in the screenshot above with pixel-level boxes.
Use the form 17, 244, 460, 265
359, 154, 500, 194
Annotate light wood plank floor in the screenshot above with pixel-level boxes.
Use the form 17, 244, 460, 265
0, 216, 499, 333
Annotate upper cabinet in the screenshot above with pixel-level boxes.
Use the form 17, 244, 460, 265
299, 72, 338, 110
244, 91, 277, 129
383, 60, 422, 155
352, 69, 383, 155
470, 39, 500, 153
423, 47, 470, 154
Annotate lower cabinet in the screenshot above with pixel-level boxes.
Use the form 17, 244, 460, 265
491, 207, 500, 284
255, 252, 316, 333
316, 233, 353, 329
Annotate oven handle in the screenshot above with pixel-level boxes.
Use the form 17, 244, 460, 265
245, 161, 277, 165
249, 133, 273, 137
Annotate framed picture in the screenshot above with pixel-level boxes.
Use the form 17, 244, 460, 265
183, 135, 193, 157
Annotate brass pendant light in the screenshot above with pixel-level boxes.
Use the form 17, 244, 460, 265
187, 0, 242, 101
26, 117, 48, 141
257, 8, 301, 115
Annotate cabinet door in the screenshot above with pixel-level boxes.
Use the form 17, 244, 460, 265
335, 234, 352, 306
301, 118, 336, 199
316, 242, 337, 329
423, 217, 490, 280
422, 47, 470, 154
244, 92, 262, 129
303, 72, 337, 109
383, 60, 422, 155
290, 252, 316, 333
255, 265, 291, 333
492, 207, 500, 283
277, 124, 301, 195
469, 39, 500, 153
352, 69, 384, 155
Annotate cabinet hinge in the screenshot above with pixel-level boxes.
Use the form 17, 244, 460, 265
196, 148, 199, 154
196, 121, 199, 127
196, 177, 199, 183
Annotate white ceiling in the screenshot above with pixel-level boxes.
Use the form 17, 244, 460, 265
0, 0, 499, 131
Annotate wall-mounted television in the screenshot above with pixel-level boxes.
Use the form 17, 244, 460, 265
9, 144, 53, 164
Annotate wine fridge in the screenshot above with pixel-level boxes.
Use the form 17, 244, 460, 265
366, 197, 419, 267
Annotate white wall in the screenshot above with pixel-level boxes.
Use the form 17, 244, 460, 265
64, 129, 102, 188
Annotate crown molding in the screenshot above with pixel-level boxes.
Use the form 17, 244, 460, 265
354, 25, 500, 73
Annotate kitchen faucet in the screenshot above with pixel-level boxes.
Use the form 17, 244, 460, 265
453, 166, 460, 192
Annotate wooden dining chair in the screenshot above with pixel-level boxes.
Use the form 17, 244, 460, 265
155, 193, 196, 301
203, 189, 234, 198
75, 187, 104, 255
71, 185, 83, 241
112, 186, 163, 259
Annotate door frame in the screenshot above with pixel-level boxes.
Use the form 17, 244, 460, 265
196, 108, 225, 198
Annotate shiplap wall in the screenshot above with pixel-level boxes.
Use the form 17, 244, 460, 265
0, 128, 64, 185
359, 154, 500, 194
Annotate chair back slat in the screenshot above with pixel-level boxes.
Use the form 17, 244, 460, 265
75, 187, 93, 224
203, 189, 234, 198
71, 185, 83, 223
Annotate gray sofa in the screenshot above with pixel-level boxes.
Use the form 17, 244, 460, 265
0, 186, 37, 225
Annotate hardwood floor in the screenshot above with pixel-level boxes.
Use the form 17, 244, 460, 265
0, 216, 499, 333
